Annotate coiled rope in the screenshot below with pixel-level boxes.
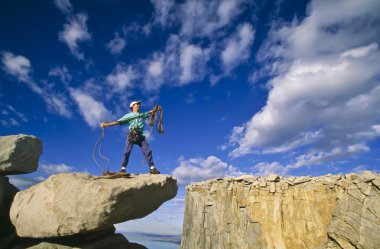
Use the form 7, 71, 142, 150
148, 105, 164, 143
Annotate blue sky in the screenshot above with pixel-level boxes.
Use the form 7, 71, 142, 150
1, 0, 380, 237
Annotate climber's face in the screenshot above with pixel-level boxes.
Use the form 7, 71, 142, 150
132, 103, 141, 112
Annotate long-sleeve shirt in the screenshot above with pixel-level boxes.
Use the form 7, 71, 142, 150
117, 112, 150, 132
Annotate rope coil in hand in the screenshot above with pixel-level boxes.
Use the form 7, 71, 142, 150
148, 105, 164, 143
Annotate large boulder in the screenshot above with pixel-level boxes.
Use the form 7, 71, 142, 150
10, 173, 177, 238
0, 176, 19, 238
0, 134, 42, 175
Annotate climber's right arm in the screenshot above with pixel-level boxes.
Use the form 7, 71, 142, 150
99, 121, 120, 128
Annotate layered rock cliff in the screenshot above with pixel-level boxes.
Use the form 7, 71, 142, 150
180, 173, 380, 249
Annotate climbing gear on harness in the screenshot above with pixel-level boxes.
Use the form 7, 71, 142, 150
93, 127, 110, 173
128, 127, 144, 143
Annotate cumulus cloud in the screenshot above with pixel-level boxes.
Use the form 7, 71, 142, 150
9, 163, 81, 189
253, 143, 370, 176
70, 88, 113, 128
141, 53, 165, 92
40, 163, 75, 175
221, 23, 254, 73
179, 44, 209, 84
1, 52, 72, 117
1, 51, 33, 84
172, 156, 244, 185
58, 13, 91, 60
54, 0, 73, 15
150, 0, 176, 27
252, 162, 287, 176
141, 35, 210, 92
135, 0, 252, 90
229, 0, 380, 160
148, 56, 164, 78
106, 63, 137, 92
106, 32, 126, 54
288, 144, 370, 170
178, 0, 246, 38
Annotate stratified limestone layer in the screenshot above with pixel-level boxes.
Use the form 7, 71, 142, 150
180, 172, 380, 249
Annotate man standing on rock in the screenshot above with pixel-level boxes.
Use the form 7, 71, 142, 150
99, 101, 160, 174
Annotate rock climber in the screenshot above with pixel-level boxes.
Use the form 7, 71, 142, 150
99, 101, 161, 174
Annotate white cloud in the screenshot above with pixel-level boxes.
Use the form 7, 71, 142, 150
179, 44, 209, 84
8, 175, 41, 189
252, 143, 370, 176
221, 23, 254, 73
1, 52, 72, 117
148, 56, 164, 78
1, 51, 33, 84
178, 0, 246, 38
229, 0, 380, 159
252, 162, 287, 176
106, 32, 126, 54
137, 52, 164, 93
54, 0, 73, 15
44, 94, 72, 118
40, 163, 75, 175
58, 13, 91, 60
172, 156, 244, 186
70, 88, 113, 128
49, 65, 72, 86
8, 163, 82, 189
106, 63, 137, 91
151, 0, 176, 27
217, 0, 241, 27
141, 35, 211, 92
0, 103, 29, 128
288, 144, 370, 170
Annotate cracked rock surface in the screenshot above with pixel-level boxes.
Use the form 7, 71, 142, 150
180, 172, 379, 249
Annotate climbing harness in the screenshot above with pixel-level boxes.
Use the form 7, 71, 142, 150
93, 105, 164, 175
128, 127, 143, 143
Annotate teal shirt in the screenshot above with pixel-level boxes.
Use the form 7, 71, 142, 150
118, 111, 150, 132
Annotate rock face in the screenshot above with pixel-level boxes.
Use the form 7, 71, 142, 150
327, 174, 380, 249
10, 173, 178, 238
0, 134, 42, 175
0, 176, 19, 237
11, 227, 133, 249
180, 172, 380, 249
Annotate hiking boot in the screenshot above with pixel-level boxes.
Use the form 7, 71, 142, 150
149, 168, 160, 174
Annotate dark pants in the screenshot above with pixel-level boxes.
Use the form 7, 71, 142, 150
121, 137, 154, 167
